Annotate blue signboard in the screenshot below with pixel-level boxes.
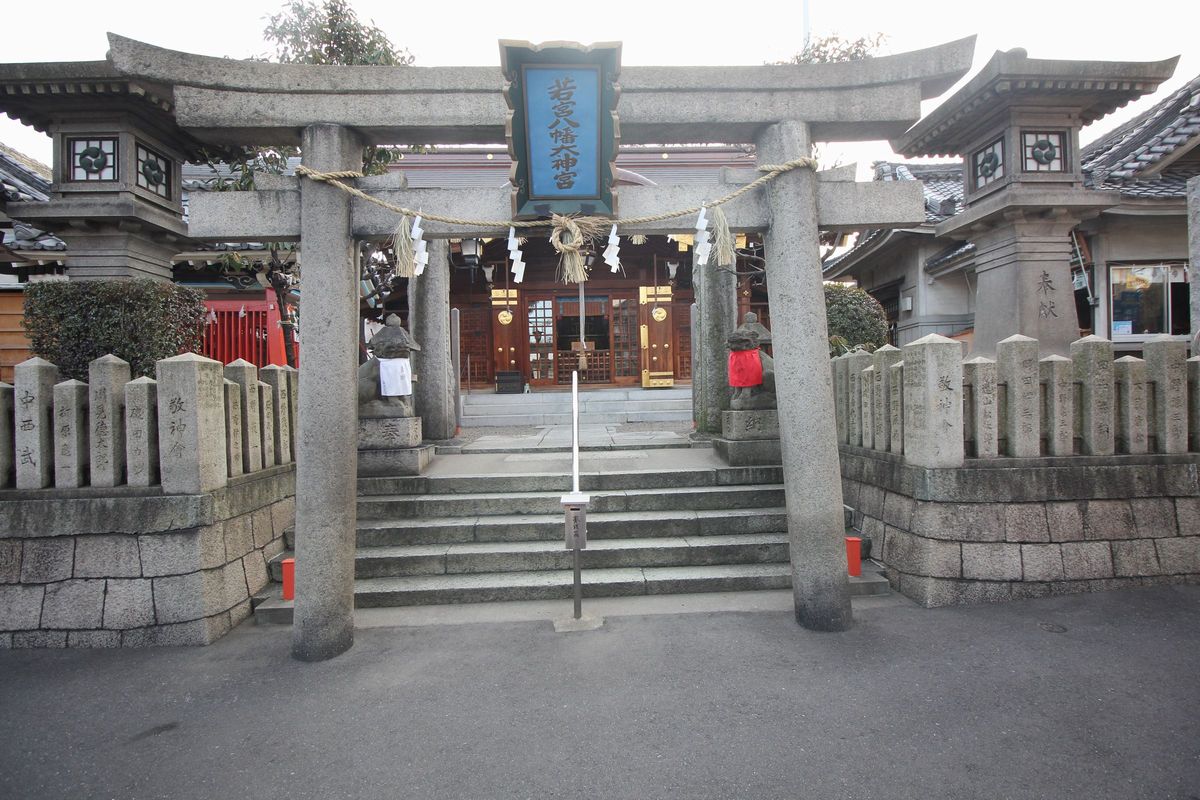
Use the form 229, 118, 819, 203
501, 41, 621, 219
523, 66, 601, 199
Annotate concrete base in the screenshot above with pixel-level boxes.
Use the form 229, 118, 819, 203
712, 437, 782, 466
356, 444, 436, 477
714, 409, 782, 466
358, 416, 422, 450
722, 409, 780, 440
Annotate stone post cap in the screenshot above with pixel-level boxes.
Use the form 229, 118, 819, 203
963, 355, 996, 364
227, 358, 257, 368
874, 344, 901, 353
127, 376, 157, 385
260, 364, 288, 374
157, 352, 222, 366
1114, 355, 1145, 363
1040, 354, 1071, 363
90, 354, 130, 366
15, 356, 58, 368
223, 378, 237, 386
998, 333, 1038, 344
1072, 334, 1113, 345
906, 333, 959, 346
0, 381, 11, 389
55, 378, 87, 389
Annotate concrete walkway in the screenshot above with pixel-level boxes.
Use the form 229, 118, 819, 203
2, 585, 1198, 799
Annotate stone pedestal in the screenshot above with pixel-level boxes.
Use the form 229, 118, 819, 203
712, 409, 781, 466
356, 416, 435, 477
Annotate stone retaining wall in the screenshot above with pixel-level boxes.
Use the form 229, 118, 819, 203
0, 466, 294, 647
1, 352, 298, 647
841, 447, 1200, 606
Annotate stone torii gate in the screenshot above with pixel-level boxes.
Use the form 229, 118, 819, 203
102, 34, 974, 660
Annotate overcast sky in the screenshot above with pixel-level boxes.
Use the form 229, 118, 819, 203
1, 0, 1195, 173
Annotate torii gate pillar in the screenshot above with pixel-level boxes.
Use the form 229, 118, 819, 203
292, 124, 364, 662
758, 121, 852, 631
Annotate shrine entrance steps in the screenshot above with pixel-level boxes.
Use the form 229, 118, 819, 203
256, 449, 887, 621
459, 386, 693, 427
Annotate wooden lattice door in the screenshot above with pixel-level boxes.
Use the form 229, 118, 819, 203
456, 304, 493, 388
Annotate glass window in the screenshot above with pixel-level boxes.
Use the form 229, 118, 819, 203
1109, 263, 1190, 337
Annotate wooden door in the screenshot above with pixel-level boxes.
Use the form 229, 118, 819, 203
456, 303, 493, 388
639, 285, 674, 388
490, 288, 522, 380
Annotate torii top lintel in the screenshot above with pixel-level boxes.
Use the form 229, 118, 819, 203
99, 33, 976, 148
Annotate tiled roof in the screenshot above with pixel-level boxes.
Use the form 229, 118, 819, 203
0, 144, 64, 255
1082, 71, 1200, 198
0, 142, 51, 203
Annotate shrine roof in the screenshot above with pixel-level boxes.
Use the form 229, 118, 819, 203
892, 48, 1179, 158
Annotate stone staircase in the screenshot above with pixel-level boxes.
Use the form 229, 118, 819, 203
257, 461, 887, 620
459, 386, 693, 427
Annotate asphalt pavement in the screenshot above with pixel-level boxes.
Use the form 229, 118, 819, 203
2, 585, 1198, 800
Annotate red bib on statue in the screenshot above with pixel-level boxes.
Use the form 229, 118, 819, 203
728, 349, 763, 387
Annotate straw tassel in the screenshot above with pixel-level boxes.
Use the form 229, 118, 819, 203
391, 215, 415, 278
549, 214, 607, 284
711, 205, 736, 267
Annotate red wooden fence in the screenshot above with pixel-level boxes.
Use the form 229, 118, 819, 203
201, 291, 297, 367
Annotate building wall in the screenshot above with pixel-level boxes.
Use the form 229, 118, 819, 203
856, 237, 974, 347
0, 290, 31, 383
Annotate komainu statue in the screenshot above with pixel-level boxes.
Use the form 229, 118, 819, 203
358, 314, 421, 418
727, 312, 776, 410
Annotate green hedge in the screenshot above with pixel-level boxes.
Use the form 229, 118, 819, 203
825, 283, 889, 355
23, 280, 207, 380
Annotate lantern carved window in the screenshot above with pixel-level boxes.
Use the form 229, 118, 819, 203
972, 138, 1005, 190
68, 138, 118, 182
1022, 131, 1065, 172
136, 143, 171, 198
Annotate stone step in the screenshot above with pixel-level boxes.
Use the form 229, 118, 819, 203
461, 387, 692, 406
459, 410, 692, 427
352, 507, 789, 547
356, 484, 786, 520
461, 398, 693, 415
254, 565, 890, 622
270, 533, 790, 580
357, 465, 781, 496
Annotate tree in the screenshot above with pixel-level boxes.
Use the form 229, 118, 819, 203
779, 33, 887, 65
263, 0, 414, 67
824, 283, 889, 355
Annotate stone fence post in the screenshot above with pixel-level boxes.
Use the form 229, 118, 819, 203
1143, 335, 1187, 454
1071, 335, 1115, 456
997, 334, 1040, 458
89, 354, 130, 488
156, 353, 228, 494
901, 334, 963, 468
14, 357, 58, 489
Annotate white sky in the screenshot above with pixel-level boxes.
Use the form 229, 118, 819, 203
1, 0, 1196, 173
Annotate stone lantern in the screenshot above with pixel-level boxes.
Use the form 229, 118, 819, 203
0, 61, 208, 280
892, 48, 1177, 355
